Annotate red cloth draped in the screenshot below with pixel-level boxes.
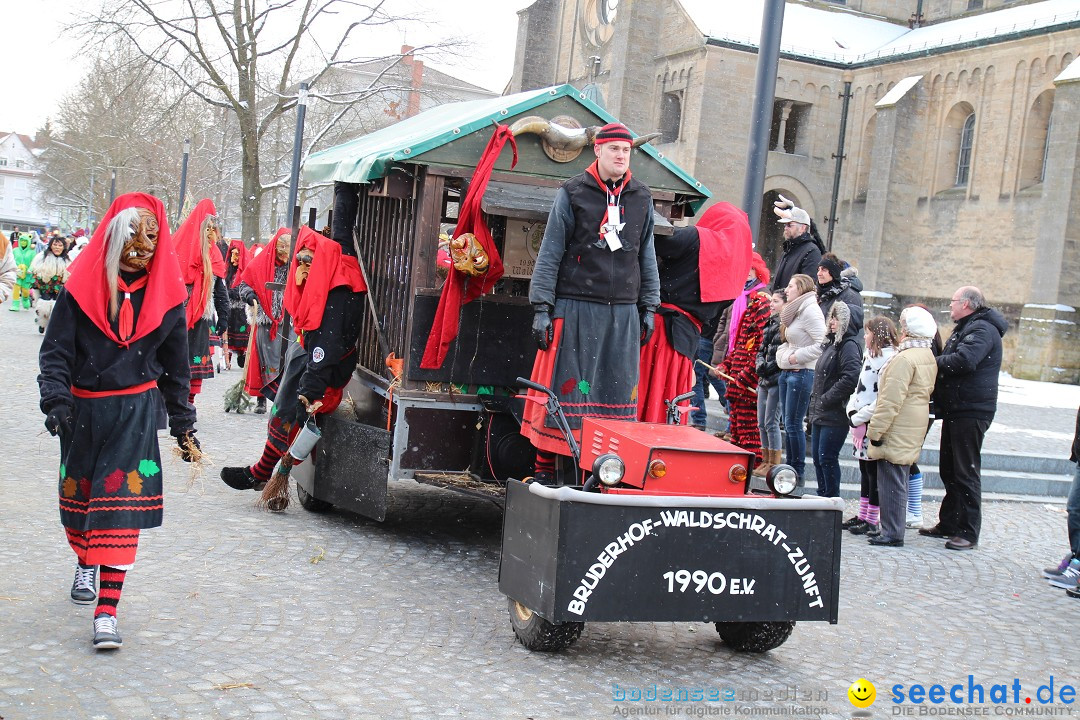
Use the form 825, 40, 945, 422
520, 319, 581, 457
282, 226, 366, 334
172, 198, 226, 328
696, 202, 754, 303
239, 227, 289, 340
420, 125, 517, 369
65, 192, 186, 348
636, 312, 696, 424
227, 239, 250, 288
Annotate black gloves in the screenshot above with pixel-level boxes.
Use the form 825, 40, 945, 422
45, 405, 73, 441
869, 437, 884, 447
532, 304, 554, 350
177, 431, 200, 462
291, 396, 315, 426
639, 307, 655, 346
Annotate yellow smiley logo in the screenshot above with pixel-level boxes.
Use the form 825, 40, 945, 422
848, 678, 876, 708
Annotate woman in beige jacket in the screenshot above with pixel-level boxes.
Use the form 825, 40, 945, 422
866, 306, 939, 547
776, 274, 826, 481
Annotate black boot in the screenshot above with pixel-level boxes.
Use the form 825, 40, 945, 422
237, 352, 246, 368
220, 466, 257, 490
255, 397, 267, 414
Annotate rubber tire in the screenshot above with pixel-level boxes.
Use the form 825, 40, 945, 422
714, 621, 795, 653
508, 598, 583, 652
296, 481, 333, 513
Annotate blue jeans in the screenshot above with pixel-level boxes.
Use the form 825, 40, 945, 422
692, 336, 727, 428
757, 384, 781, 450
1068, 464, 1080, 558
811, 423, 849, 498
779, 369, 814, 479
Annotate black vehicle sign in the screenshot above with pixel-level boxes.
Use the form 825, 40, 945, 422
499, 482, 842, 623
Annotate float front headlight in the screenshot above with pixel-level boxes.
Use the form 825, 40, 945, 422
593, 453, 626, 486
767, 465, 799, 496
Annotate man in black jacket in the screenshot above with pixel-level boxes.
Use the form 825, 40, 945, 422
921, 286, 1008, 550
523, 122, 659, 482
770, 207, 822, 293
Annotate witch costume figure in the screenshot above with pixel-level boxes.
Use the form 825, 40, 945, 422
237, 227, 291, 414
220, 207, 366, 492
38, 192, 199, 650
173, 198, 229, 405
223, 238, 251, 369
636, 202, 752, 424
30, 234, 73, 334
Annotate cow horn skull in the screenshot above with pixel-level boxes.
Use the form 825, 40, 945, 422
510, 115, 659, 162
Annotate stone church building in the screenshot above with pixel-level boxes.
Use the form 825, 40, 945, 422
510, 0, 1080, 382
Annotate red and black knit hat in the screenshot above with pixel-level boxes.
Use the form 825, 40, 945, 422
594, 122, 634, 145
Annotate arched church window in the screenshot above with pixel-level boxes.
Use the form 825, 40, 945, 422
855, 114, 876, 200
1042, 117, 1053, 183
955, 113, 975, 186
660, 92, 682, 143
1019, 89, 1054, 188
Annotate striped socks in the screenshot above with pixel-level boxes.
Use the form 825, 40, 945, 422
866, 504, 880, 527
858, 496, 869, 522
907, 472, 924, 517
95, 567, 126, 618
251, 441, 285, 483
534, 451, 555, 475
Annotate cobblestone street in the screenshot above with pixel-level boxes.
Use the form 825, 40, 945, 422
1, 310, 1077, 720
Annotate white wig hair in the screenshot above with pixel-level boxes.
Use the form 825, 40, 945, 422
198, 214, 216, 320
104, 207, 143, 319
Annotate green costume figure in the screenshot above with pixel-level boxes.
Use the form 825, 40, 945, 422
11, 233, 36, 311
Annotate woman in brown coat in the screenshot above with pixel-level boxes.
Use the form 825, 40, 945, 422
866, 306, 939, 547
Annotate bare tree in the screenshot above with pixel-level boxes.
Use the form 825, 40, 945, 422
73, 0, 453, 243
36, 46, 210, 230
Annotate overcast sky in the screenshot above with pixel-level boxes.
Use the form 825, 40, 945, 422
0, 0, 536, 137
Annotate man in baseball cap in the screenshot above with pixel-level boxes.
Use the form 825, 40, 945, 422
771, 204, 821, 293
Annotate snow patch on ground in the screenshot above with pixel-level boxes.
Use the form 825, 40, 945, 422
997, 372, 1080, 409
985, 423, 1074, 442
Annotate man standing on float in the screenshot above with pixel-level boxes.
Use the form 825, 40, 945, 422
521, 122, 659, 483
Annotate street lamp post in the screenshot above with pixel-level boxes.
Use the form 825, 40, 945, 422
177, 138, 191, 225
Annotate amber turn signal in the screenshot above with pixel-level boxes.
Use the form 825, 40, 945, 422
648, 459, 667, 478
729, 464, 748, 483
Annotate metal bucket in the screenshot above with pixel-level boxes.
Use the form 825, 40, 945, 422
288, 418, 322, 461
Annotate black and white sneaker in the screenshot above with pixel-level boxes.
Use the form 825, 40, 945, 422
92, 615, 122, 650
71, 564, 98, 605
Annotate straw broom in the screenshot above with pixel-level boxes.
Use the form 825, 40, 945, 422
172, 434, 211, 490
257, 400, 322, 512
257, 454, 294, 512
